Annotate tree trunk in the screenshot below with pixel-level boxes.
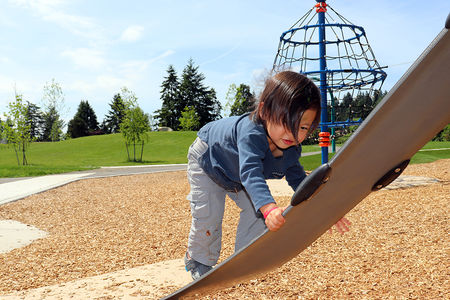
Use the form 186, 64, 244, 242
125, 142, 130, 161
140, 142, 144, 162
22, 141, 27, 166
14, 144, 20, 166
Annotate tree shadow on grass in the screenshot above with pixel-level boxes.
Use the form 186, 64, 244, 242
122, 160, 168, 165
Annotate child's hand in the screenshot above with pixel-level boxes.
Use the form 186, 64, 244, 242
261, 204, 286, 231
329, 217, 351, 234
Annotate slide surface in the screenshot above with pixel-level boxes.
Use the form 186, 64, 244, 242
163, 24, 450, 299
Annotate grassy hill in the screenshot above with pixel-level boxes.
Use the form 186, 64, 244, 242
0, 132, 448, 178
0, 131, 198, 177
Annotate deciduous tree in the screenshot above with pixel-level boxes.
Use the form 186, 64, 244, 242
179, 106, 200, 131
2, 93, 32, 165
41, 79, 66, 141
224, 83, 255, 117
119, 87, 150, 162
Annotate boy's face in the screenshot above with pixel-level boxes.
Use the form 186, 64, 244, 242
266, 108, 316, 149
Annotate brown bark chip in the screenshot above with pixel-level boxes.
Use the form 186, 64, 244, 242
0, 159, 449, 299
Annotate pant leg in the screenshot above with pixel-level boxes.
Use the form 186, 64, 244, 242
186, 138, 227, 266
228, 190, 267, 253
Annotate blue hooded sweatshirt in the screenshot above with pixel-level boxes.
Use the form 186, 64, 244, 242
197, 113, 306, 212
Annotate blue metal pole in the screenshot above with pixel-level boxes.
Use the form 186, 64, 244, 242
317, 0, 328, 164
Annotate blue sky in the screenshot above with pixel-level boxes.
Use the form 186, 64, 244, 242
1, 0, 448, 124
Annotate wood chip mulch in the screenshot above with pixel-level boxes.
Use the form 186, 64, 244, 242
0, 159, 449, 299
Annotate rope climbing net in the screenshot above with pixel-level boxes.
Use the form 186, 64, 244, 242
273, 1, 387, 126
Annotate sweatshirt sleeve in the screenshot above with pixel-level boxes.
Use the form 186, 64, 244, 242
237, 130, 275, 213
285, 161, 307, 191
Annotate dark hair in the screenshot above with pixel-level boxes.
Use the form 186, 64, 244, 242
252, 71, 321, 143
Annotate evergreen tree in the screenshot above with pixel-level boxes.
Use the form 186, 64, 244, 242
0, 119, 3, 141
342, 92, 353, 107
42, 106, 63, 141
25, 101, 44, 141
336, 92, 353, 121
50, 119, 64, 142
102, 94, 126, 134
154, 65, 179, 129
67, 100, 99, 138
354, 92, 373, 119
197, 87, 221, 126
373, 89, 387, 106
67, 116, 85, 138
178, 59, 221, 130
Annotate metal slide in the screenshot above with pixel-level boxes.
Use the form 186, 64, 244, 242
163, 17, 450, 299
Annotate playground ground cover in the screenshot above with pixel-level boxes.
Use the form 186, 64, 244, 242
0, 158, 448, 299
0, 131, 448, 178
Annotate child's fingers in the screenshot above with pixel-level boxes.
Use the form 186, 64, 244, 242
273, 214, 285, 227
266, 217, 283, 231
265, 208, 285, 231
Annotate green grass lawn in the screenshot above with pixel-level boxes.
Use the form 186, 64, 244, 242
0, 132, 448, 178
0, 131, 198, 177
300, 141, 450, 171
411, 142, 450, 164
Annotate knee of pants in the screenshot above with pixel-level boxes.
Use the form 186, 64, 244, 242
235, 217, 266, 252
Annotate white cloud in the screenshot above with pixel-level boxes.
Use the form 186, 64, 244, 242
9, 0, 103, 41
120, 25, 144, 42
61, 48, 106, 70
61, 49, 175, 96
0, 56, 12, 64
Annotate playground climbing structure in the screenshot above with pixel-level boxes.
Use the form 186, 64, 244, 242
273, 0, 387, 162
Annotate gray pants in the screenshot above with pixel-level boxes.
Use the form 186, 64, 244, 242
186, 138, 266, 267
